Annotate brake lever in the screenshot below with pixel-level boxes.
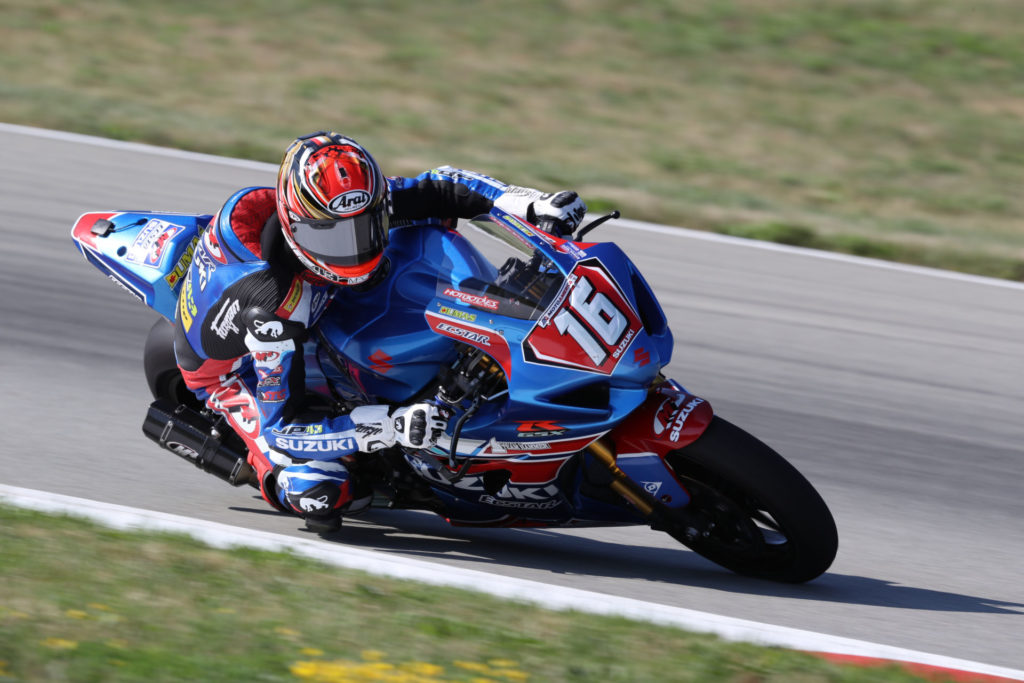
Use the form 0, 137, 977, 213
574, 210, 620, 241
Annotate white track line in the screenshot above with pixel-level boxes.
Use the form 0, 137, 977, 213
3, 121, 1022, 292
1, 484, 1021, 681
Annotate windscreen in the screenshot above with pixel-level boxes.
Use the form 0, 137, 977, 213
435, 217, 566, 321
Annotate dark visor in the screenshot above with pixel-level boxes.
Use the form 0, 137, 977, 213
289, 210, 388, 267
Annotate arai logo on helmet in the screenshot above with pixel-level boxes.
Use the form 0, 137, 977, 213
328, 190, 371, 215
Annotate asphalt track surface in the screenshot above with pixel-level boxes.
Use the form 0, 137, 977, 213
1, 125, 1022, 671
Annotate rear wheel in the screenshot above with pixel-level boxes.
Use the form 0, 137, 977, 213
666, 416, 837, 583
144, 317, 202, 410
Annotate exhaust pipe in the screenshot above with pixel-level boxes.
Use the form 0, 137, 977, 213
142, 399, 258, 487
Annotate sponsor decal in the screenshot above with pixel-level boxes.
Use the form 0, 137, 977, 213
259, 389, 287, 403
653, 395, 706, 442
634, 347, 651, 367
299, 250, 371, 284
478, 496, 562, 510
653, 396, 678, 436
257, 375, 282, 388
369, 349, 392, 374
437, 305, 477, 323
669, 397, 705, 441
165, 441, 199, 459
211, 299, 241, 339
203, 226, 227, 264
477, 438, 555, 455
179, 270, 197, 331
272, 424, 324, 436
281, 279, 303, 314
537, 273, 577, 328
432, 166, 505, 190
517, 421, 566, 437
254, 319, 284, 339
559, 241, 588, 261
611, 328, 636, 360
209, 378, 259, 435
509, 218, 539, 241
275, 437, 355, 453
406, 455, 577, 508
642, 481, 663, 496
310, 288, 332, 319
483, 482, 561, 502
251, 350, 280, 367
442, 287, 499, 311
494, 440, 551, 451
425, 312, 513, 377
195, 244, 217, 291
256, 365, 284, 380
327, 190, 371, 214
164, 236, 199, 290
126, 219, 184, 267
107, 274, 144, 303
436, 322, 491, 346
299, 495, 330, 513
504, 212, 541, 235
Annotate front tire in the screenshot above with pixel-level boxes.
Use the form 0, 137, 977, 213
666, 416, 838, 583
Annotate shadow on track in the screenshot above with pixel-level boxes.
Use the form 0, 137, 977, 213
229, 502, 1024, 615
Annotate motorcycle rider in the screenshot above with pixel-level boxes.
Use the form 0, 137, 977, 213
173, 130, 587, 531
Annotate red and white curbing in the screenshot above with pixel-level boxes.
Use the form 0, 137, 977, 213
1, 484, 1021, 681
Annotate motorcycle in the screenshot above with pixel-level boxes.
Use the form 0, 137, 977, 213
71, 204, 838, 582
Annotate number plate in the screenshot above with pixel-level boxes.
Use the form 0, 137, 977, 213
525, 259, 643, 375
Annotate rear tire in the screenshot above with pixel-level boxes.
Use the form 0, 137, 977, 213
666, 416, 837, 583
143, 318, 202, 410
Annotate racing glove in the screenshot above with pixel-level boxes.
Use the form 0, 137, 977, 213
494, 187, 587, 237
349, 403, 448, 452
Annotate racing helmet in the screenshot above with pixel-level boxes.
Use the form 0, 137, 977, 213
276, 131, 390, 285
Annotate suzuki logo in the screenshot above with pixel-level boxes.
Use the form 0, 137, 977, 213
369, 349, 392, 373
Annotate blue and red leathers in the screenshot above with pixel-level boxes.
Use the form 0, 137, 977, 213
173, 167, 517, 520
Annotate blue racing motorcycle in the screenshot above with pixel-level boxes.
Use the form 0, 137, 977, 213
71, 207, 838, 582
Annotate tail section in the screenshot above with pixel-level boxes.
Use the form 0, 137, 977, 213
71, 211, 211, 320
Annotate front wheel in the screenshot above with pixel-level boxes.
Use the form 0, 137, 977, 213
665, 416, 838, 583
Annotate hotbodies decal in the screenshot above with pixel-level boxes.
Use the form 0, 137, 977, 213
525, 259, 643, 375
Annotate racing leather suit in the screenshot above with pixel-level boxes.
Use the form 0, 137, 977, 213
173, 167, 532, 521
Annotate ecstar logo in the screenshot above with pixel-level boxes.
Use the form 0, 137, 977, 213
436, 322, 491, 346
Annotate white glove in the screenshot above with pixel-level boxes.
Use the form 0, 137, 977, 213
392, 403, 448, 448
349, 405, 395, 452
348, 403, 448, 452
531, 191, 587, 236
494, 186, 587, 236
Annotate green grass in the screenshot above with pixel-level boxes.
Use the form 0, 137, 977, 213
2, 0, 1022, 280
0, 504, 933, 682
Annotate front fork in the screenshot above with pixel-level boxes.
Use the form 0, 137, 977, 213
585, 379, 716, 542
585, 439, 703, 542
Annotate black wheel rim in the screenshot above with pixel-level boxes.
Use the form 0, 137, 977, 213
676, 467, 797, 569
